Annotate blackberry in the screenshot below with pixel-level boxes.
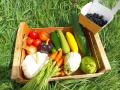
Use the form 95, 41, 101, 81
86, 13, 108, 27
93, 13, 99, 18
104, 20, 107, 24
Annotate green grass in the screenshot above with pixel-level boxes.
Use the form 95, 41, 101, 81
0, 0, 120, 90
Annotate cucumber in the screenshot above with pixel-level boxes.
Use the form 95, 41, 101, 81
70, 8, 91, 56
57, 30, 70, 53
51, 31, 61, 50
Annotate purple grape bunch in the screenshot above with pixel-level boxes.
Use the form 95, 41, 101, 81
38, 42, 54, 54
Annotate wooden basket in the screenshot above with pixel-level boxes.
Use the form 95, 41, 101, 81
11, 22, 111, 83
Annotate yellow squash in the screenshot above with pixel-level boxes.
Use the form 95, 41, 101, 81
66, 32, 78, 52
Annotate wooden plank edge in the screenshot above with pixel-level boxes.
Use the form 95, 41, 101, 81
11, 22, 27, 80
49, 72, 104, 81
94, 33, 111, 72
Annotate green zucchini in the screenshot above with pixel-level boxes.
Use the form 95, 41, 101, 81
57, 30, 70, 54
51, 31, 61, 51
70, 8, 91, 56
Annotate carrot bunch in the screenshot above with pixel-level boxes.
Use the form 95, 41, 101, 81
50, 50, 65, 76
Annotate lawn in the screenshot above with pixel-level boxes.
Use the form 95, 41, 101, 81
0, 0, 120, 90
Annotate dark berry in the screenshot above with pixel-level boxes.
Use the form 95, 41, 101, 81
93, 13, 99, 18
104, 20, 107, 24
99, 20, 103, 27
86, 13, 108, 27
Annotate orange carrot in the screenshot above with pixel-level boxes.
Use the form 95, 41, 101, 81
55, 50, 62, 62
57, 57, 64, 67
50, 51, 58, 60
60, 71, 65, 76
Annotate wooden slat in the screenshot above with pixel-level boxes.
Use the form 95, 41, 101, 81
49, 72, 104, 81
79, 14, 101, 34
93, 33, 111, 72
11, 22, 30, 81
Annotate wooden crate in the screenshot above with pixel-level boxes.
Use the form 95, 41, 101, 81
11, 22, 111, 83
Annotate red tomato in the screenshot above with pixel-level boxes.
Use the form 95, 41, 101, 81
39, 31, 49, 41
33, 39, 41, 47
29, 31, 38, 39
26, 37, 34, 45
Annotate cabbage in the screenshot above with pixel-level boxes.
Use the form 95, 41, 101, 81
22, 52, 49, 79
64, 52, 81, 75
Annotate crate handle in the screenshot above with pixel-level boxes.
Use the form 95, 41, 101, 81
93, 0, 120, 15
112, 0, 120, 15
93, 0, 99, 3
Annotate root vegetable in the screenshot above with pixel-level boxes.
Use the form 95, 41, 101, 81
24, 45, 37, 55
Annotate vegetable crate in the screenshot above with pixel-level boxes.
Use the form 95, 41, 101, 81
11, 22, 111, 83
